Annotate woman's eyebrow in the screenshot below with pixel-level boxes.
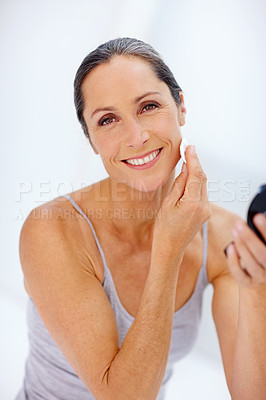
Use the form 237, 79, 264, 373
91, 106, 116, 118
134, 91, 161, 103
91, 91, 162, 118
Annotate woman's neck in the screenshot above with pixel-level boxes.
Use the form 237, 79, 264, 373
95, 172, 176, 246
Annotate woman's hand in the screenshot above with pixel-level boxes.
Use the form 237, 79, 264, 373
152, 145, 211, 262
225, 214, 266, 288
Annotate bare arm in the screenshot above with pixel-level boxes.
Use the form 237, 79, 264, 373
227, 215, 266, 399
231, 284, 266, 399
20, 146, 210, 400
211, 211, 266, 400
102, 253, 181, 399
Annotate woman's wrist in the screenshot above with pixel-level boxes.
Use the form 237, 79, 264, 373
150, 246, 183, 274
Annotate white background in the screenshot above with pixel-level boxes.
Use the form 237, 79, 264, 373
0, 0, 265, 399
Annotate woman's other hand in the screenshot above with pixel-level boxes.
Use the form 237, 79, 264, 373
225, 214, 266, 288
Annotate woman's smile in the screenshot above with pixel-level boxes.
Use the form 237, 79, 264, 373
121, 147, 163, 170
82, 55, 186, 192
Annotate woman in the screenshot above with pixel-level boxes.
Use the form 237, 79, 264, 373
16, 38, 265, 400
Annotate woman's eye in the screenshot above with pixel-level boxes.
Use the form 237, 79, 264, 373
142, 103, 158, 112
99, 116, 115, 126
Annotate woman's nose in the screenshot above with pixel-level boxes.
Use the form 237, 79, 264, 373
124, 119, 150, 148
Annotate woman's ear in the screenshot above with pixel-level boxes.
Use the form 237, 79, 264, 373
91, 143, 99, 155
178, 92, 186, 126
87, 132, 99, 154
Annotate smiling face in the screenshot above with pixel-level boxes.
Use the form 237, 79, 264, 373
82, 55, 186, 192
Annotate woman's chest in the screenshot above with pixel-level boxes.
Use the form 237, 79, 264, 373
99, 235, 204, 318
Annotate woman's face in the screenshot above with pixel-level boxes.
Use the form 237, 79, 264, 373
82, 55, 186, 192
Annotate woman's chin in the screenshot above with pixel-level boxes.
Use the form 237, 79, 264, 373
106, 163, 177, 195
124, 171, 175, 194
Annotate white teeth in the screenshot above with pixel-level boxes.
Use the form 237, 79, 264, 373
144, 155, 150, 163
125, 149, 160, 165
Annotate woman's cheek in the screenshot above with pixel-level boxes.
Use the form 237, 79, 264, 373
94, 133, 111, 152
155, 113, 181, 137
99, 137, 119, 161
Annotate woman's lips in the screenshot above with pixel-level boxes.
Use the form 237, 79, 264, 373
122, 148, 163, 170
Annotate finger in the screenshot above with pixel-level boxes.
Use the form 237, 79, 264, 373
185, 146, 207, 202
233, 221, 266, 268
253, 213, 266, 242
200, 168, 208, 204
226, 243, 253, 286
186, 145, 209, 205
166, 162, 188, 206
232, 231, 265, 283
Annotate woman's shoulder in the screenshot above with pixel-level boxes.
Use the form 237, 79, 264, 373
20, 185, 105, 287
22, 181, 104, 237
206, 202, 243, 283
21, 193, 86, 240
208, 202, 242, 236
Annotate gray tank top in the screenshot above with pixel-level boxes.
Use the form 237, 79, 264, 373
16, 195, 209, 400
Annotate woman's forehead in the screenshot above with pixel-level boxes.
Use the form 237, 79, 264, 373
82, 56, 170, 116
83, 55, 157, 83
81, 55, 169, 109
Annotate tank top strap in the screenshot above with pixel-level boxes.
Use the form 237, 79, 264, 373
60, 195, 109, 272
201, 221, 209, 285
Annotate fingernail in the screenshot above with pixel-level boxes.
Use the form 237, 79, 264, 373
224, 241, 235, 257
253, 213, 266, 226
181, 162, 187, 172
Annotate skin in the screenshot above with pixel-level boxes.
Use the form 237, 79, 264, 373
82, 55, 186, 243
20, 55, 266, 399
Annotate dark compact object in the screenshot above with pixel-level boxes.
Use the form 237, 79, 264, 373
247, 184, 266, 243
